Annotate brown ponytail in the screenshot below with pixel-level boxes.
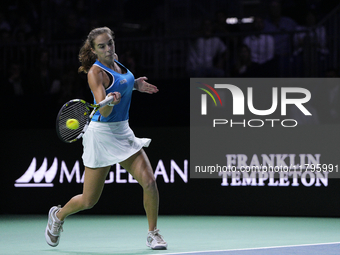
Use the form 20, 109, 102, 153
78, 27, 115, 73
78, 40, 96, 73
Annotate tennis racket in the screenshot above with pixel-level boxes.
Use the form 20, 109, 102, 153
56, 95, 114, 143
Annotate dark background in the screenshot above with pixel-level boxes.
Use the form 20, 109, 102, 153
1, 0, 340, 217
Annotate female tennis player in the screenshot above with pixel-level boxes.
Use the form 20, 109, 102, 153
45, 27, 167, 250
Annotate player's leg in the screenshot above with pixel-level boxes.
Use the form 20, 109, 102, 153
120, 149, 167, 250
120, 149, 158, 230
45, 166, 111, 247
57, 166, 111, 220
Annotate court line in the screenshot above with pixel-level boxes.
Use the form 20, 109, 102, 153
151, 241, 340, 255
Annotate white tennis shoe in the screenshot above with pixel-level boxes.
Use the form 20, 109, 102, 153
146, 229, 167, 250
45, 205, 64, 247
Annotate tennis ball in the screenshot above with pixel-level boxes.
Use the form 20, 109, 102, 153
66, 119, 79, 130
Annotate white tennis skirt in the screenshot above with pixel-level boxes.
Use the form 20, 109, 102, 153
82, 120, 151, 168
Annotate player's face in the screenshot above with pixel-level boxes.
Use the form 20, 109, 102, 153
92, 33, 115, 63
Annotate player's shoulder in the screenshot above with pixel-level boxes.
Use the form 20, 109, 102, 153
88, 65, 104, 79
89, 64, 103, 75
88, 65, 105, 84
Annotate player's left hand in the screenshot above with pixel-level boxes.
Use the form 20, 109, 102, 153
135, 77, 159, 94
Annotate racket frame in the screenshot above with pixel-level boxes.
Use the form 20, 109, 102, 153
56, 95, 114, 143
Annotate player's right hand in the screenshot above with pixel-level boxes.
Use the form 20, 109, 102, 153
109, 92, 121, 105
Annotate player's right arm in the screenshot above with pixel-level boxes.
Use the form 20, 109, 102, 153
87, 66, 120, 117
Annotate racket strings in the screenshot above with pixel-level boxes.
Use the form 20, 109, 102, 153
57, 101, 90, 142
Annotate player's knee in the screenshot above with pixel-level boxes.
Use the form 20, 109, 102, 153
143, 177, 157, 191
82, 198, 98, 210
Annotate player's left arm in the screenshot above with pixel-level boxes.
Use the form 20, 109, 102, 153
134, 77, 159, 94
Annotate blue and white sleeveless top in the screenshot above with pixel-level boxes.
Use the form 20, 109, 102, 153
91, 60, 135, 122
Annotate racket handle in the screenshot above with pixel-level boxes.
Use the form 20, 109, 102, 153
98, 95, 114, 107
